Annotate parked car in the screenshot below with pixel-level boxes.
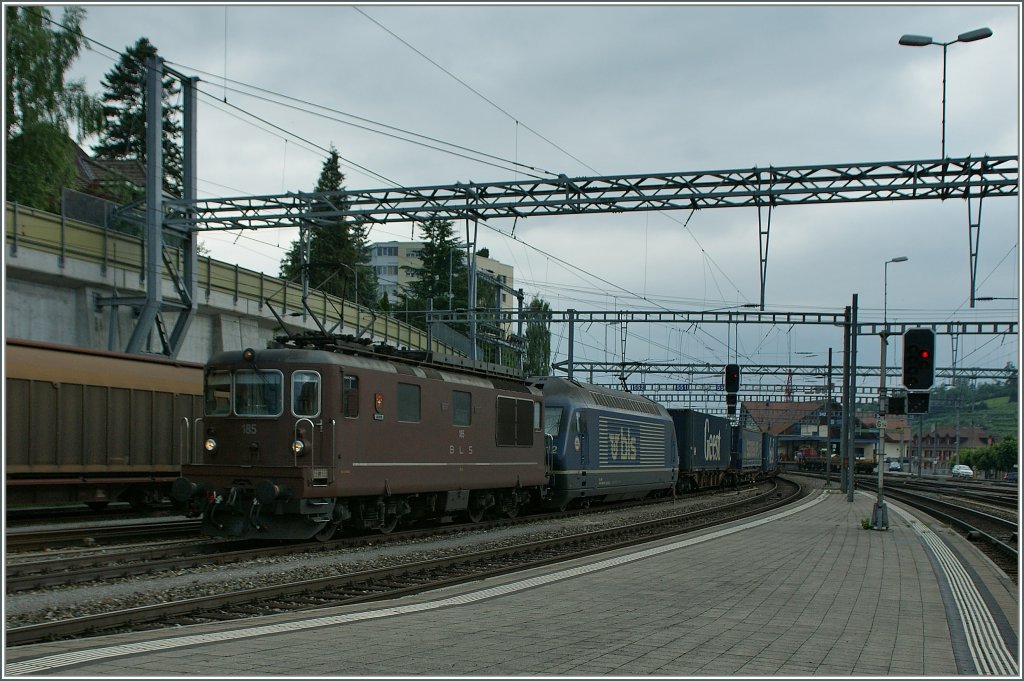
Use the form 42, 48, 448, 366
951, 464, 974, 479
888, 461, 902, 472
1004, 471, 1017, 483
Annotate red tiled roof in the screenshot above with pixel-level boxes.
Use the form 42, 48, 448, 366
73, 145, 146, 199
741, 399, 833, 435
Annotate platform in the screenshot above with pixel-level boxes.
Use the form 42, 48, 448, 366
5, 477, 1019, 676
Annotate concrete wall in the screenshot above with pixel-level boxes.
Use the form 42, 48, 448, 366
4, 203, 454, 363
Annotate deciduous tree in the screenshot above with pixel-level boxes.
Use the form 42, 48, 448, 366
5, 5, 102, 211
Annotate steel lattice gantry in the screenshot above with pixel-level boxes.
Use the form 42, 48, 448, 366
169, 155, 1018, 228
166, 154, 1019, 310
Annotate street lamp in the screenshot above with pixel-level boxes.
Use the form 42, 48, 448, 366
883, 256, 909, 327
874, 255, 908, 530
899, 27, 993, 158
339, 263, 360, 336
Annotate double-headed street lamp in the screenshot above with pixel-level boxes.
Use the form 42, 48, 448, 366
899, 27, 993, 159
883, 256, 908, 327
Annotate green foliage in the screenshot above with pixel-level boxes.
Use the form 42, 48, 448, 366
919, 375, 1019, 439
5, 122, 78, 212
5, 5, 102, 211
398, 219, 468, 329
960, 435, 1018, 476
92, 37, 183, 197
920, 394, 1019, 439
5, 6, 101, 139
524, 297, 553, 377
280, 146, 377, 308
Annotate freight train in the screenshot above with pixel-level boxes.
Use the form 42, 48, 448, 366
172, 335, 779, 540
5, 339, 204, 510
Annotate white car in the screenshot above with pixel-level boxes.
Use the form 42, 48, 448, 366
951, 464, 974, 479
888, 461, 902, 472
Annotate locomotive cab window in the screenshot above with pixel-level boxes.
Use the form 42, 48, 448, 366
233, 370, 283, 417
544, 406, 563, 437
452, 390, 472, 426
204, 371, 231, 416
291, 371, 320, 417
342, 374, 359, 418
397, 382, 421, 422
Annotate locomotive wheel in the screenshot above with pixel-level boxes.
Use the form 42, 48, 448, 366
466, 505, 486, 524
504, 503, 520, 519
314, 522, 338, 542
378, 513, 399, 534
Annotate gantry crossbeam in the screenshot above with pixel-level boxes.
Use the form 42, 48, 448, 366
566, 365, 1015, 381
166, 155, 1017, 230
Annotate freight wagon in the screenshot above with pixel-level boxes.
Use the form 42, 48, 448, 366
5, 339, 204, 509
668, 408, 731, 491
731, 426, 764, 485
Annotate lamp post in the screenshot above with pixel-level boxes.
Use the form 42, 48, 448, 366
899, 27, 992, 158
339, 263, 359, 336
874, 256, 908, 530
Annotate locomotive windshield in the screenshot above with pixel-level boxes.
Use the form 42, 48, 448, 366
233, 370, 283, 417
204, 371, 231, 415
544, 406, 564, 437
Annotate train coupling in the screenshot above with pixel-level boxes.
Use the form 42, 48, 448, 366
170, 476, 206, 517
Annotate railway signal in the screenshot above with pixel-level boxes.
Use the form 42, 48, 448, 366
724, 364, 740, 415
907, 392, 931, 414
902, 328, 935, 390
724, 364, 741, 393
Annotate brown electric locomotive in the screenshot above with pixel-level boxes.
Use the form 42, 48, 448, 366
172, 336, 547, 540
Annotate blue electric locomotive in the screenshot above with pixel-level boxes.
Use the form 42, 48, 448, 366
529, 376, 678, 510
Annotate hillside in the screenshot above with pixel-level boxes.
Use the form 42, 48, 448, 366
920, 395, 1019, 439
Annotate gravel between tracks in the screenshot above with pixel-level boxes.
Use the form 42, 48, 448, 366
6, 484, 775, 629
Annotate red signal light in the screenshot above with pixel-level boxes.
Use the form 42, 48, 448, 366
921, 350, 929, 358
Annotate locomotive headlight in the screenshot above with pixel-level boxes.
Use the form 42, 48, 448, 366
292, 439, 306, 456
204, 438, 218, 454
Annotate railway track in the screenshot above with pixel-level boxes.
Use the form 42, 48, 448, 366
5, 519, 203, 552
5, 478, 804, 646
6, 486, 748, 591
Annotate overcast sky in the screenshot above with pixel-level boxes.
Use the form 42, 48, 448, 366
52, 2, 1021, 389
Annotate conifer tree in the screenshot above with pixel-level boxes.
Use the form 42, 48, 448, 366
280, 146, 377, 308
398, 218, 468, 329
92, 37, 183, 197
